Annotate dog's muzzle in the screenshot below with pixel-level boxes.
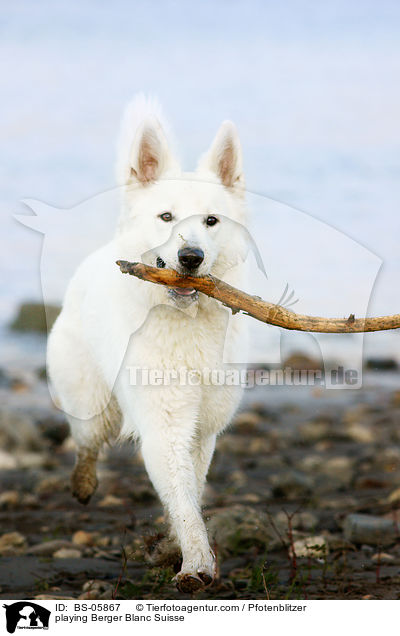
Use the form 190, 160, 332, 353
178, 247, 204, 271
156, 253, 199, 301
164, 247, 204, 300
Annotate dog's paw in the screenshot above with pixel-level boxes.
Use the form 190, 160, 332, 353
71, 468, 98, 505
174, 572, 205, 594
174, 550, 216, 593
174, 567, 215, 593
197, 569, 213, 586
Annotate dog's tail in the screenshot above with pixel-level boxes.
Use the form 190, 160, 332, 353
115, 93, 178, 185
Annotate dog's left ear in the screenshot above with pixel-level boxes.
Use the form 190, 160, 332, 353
198, 121, 245, 193
116, 95, 179, 186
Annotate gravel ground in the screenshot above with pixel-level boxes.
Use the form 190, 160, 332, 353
1, 366, 400, 600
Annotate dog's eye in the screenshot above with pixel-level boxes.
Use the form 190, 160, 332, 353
159, 212, 173, 222
205, 215, 219, 227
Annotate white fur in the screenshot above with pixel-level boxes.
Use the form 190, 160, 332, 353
47, 95, 249, 584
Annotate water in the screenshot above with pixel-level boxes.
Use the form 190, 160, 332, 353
1, 0, 400, 368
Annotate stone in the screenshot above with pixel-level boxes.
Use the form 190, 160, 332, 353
53, 548, 82, 559
98, 494, 124, 507
298, 419, 331, 443
322, 533, 356, 552
320, 495, 358, 510
291, 535, 329, 558
342, 404, 374, 425
98, 589, 114, 599
21, 494, 40, 508
0, 531, 27, 555
248, 437, 273, 454
0, 449, 18, 470
228, 470, 247, 488
297, 455, 324, 473
216, 434, 252, 456
15, 452, 48, 469
0, 490, 20, 508
257, 455, 286, 471
78, 590, 98, 600
35, 475, 68, 495
233, 411, 263, 433
207, 505, 279, 556
130, 484, 156, 503
81, 580, 114, 598
249, 401, 274, 418
27, 540, 77, 556
345, 423, 375, 444
242, 493, 262, 504
270, 470, 314, 499
274, 510, 319, 532
319, 456, 354, 486
95, 536, 111, 548
386, 487, 400, 504
72, 530, 95, 546
375, 448, 400, 471
343, 513, 398, 546
35, 594, 75, 600
371, 552, 395, 562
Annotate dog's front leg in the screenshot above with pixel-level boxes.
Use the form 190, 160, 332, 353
120, 385, 216, 592
141, 411, 216, 592
191, 432, 216, 503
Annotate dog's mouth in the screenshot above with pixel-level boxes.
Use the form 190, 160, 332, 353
172, 287, 197, 297
156, 256, 199, 302
168, 287, 199, 302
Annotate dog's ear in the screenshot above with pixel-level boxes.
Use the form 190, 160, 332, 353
128, 121, 176, 184
198, 121, 245, 193
116, 95, 179, 185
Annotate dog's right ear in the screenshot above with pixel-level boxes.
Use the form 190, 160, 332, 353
128, 120, 176, 185
116, 96, 179, 186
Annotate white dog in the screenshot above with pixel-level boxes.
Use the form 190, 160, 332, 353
47, 95, 250, 592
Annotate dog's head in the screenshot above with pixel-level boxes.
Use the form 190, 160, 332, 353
116, 96, 249, 305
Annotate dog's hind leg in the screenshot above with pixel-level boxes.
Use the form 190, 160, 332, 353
48, 326, 121, 504
68, 396, 121, 505
70, 442, 100, 505
62, 395, 121, 504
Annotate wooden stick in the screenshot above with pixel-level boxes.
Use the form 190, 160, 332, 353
116, 260, 400, 334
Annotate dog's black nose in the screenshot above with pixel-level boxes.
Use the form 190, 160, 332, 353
178, 247, 204, 270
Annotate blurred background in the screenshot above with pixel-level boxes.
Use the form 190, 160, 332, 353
1, 0, 400, 600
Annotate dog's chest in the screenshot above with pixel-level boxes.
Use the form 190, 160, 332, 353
133, 300, 233, 368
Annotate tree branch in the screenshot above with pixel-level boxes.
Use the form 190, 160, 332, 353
116, 261, 400, 334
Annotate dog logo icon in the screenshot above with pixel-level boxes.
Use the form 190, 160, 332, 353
3, 602, 50, 633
